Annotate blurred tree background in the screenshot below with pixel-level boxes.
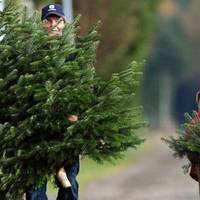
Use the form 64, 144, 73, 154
73, 0, 159, 76
143, 0, 191, 128
145, 0, 200, 128
13, 0, 200, 129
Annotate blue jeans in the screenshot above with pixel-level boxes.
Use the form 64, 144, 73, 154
26, 185, 48, 200
26, 159, 80, 200
56, 159, 80, 200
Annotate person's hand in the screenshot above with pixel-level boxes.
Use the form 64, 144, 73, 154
191, 111, 200, 124
68, 115, 78, 123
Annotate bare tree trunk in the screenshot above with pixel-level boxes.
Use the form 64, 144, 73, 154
74, 0, 92, 34
0, 0, 4, 11
62, 0, 73, 23
158, 73, 174, 128
22, 0, 35, 15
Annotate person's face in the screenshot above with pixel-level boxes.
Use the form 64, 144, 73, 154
43, 15, 65, 36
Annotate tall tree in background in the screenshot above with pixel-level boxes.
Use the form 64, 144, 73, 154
142, 0, 191, 128
74, 0, 160, 76
182, 0, 200, 74
171, 0, 200, 124
170, 0, 200, 125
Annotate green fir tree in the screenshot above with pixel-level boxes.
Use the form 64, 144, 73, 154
163, 111, 200, 162
0, 2, 145, 199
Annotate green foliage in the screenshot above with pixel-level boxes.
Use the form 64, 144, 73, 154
146, 19, 190, 76
0, 2, 144, 199
142, 13, 191, 127
74, 0, 160, 76
162, 111, 200, 159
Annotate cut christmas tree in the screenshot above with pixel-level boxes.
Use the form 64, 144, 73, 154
0, 1, 145, 199
163, 110, 200, 197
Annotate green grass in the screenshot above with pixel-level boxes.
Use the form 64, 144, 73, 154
47, 140, 150, 195
78, 149, 139, 191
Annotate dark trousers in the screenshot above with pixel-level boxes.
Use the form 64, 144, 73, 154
56, 159, 80, 200
26, 186, 48, 200
26, 159, 80, 200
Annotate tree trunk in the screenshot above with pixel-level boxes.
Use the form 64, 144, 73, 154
22, 0, 35, 15
158, 73, 173, 128
62, 0, 73, 23
0, 0, 4, 11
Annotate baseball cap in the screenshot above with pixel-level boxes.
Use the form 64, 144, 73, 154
41, 4, 65, 21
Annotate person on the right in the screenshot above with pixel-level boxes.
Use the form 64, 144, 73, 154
186, 91, 200, 181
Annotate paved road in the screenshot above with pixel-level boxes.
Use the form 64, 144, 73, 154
80, 133, 198, 200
